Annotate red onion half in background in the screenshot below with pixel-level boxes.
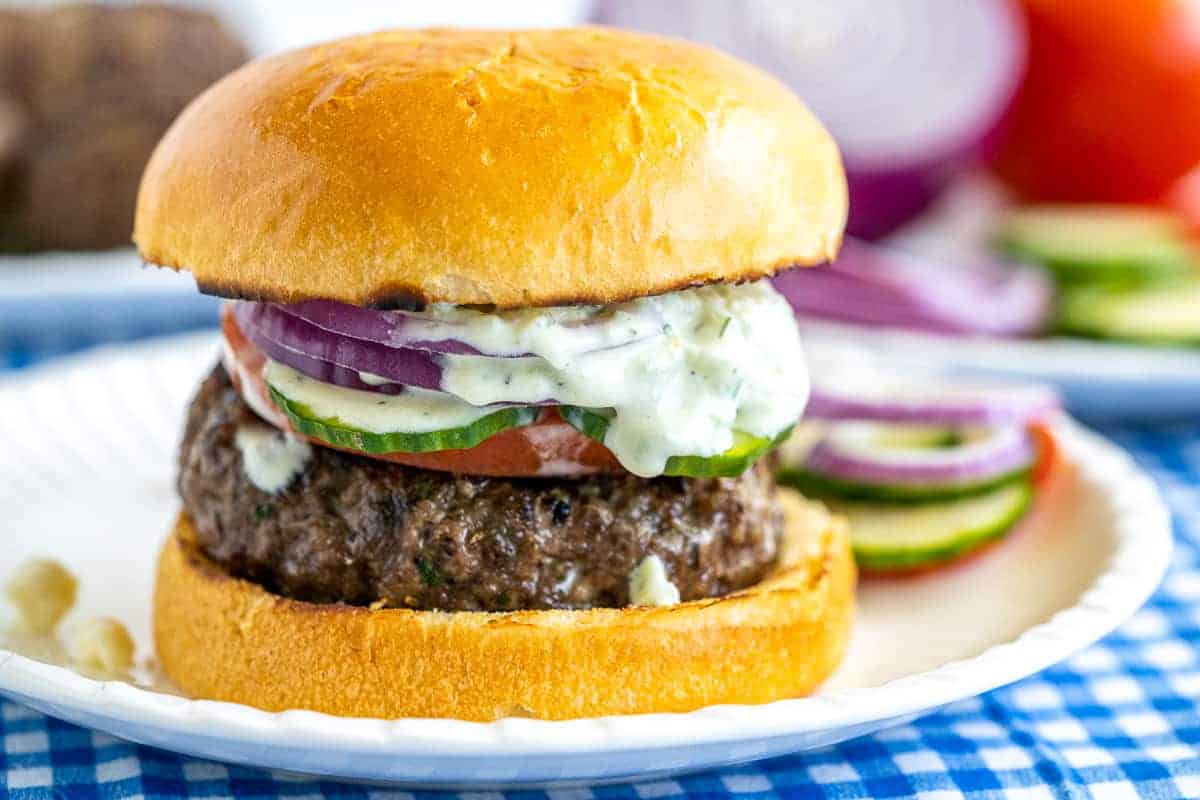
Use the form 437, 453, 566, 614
596, 0, 1026, 238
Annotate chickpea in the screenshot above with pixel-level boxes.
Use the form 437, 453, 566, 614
72, 618, 135, 675
5, 558, 78, 635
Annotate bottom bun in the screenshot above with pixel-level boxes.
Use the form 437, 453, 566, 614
153, 489, 855, 721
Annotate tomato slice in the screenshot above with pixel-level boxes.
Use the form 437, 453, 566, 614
221, 306, 624, 477
1028, 419, 1060, 486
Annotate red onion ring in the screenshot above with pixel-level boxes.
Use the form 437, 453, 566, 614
803, 423, 1034, 488
281, 299, 667, 359
280, 301, 484, 355
232, 302, 444, 391
237, 320, 405, 394
806, 379, 1059, 427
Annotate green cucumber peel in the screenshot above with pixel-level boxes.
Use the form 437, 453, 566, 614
268, 385, 539, 454
995, 206, 1194, 289
831, 480, 1035, 572
560, 405, 791, 477
776, 465, 1033, 504
1055, 281, 1200, 346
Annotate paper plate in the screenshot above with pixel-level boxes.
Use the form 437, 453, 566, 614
0, 333, 1172, 788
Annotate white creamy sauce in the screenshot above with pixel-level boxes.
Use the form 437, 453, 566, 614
554, 565, 579, 595
358, 370, 393, 387
233, 424, 313, 494
258, 281, 808, 477
221, 340, 291, 429
627, 555, 681, 607
264, 361, 501, 434
412, 280, 809, 477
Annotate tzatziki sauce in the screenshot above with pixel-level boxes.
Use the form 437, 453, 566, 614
233, 424, 313, 494
260, 280, 808, 477
416, 280, 809, 476
628, 555, 681, 606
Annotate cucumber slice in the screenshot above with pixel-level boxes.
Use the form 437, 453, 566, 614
779, 464, 1031, 503
560, 406, 788, 477
268, 385, 539, 454
996, 206, 1193, 287
828, 481, 1034, 572
1056, 281, 1200, 346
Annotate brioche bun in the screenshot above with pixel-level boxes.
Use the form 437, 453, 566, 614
134, 27, 846, 309
153, 489, 854, 721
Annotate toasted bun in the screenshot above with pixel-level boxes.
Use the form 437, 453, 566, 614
134, 27, 846, 309
154, 490, 854, 721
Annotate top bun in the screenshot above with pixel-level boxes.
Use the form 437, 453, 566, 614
134, 27, 846, 309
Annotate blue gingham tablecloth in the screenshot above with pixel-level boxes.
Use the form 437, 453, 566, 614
3, 332, 1199, 799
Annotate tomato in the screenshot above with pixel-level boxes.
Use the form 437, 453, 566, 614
221, 306, 624, 477
1027, 419, 1061, 487
993, 0, 1200, 204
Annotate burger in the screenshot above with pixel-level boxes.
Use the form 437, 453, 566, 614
135, 26, 853, 721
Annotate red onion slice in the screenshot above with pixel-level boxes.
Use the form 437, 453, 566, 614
806, 369, 1059, 427
773, 238, 1054, 338
281, 299, 666, 359
232, 302, 444, 391
237, 318, 405, 395
804, 422, 1034, 488
596, 0, 1025, 238
280, 301, 485, 356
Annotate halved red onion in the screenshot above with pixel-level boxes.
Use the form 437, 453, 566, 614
232, 302, 444, 391
806, 372, 1059, 427
596, 0, 1025, 238
773, 238, 1054, 337
804, 422, 1034, 488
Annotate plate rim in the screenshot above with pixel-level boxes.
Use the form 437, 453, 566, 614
0, 334, 1174, 761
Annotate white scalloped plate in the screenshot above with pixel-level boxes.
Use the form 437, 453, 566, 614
0, 333, 1172, 788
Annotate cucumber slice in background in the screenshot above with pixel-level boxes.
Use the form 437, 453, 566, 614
830, 480, 1034, 572
269, 385, 539, 454
995, 205, 1194, 287
560, 406, 788, 477
1056, 281, 1200, 346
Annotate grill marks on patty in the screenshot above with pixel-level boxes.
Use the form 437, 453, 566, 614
178, 365, 784, 611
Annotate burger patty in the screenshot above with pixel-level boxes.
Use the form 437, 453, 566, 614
177, 365, 784, 612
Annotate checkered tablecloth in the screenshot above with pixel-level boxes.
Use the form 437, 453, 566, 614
2, 332, 1199, 799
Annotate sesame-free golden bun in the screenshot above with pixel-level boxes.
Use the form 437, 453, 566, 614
134, 27, 847, 309
154, 490, 855, 721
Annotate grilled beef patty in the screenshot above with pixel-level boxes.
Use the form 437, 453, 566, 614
178, 365, 783, 611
